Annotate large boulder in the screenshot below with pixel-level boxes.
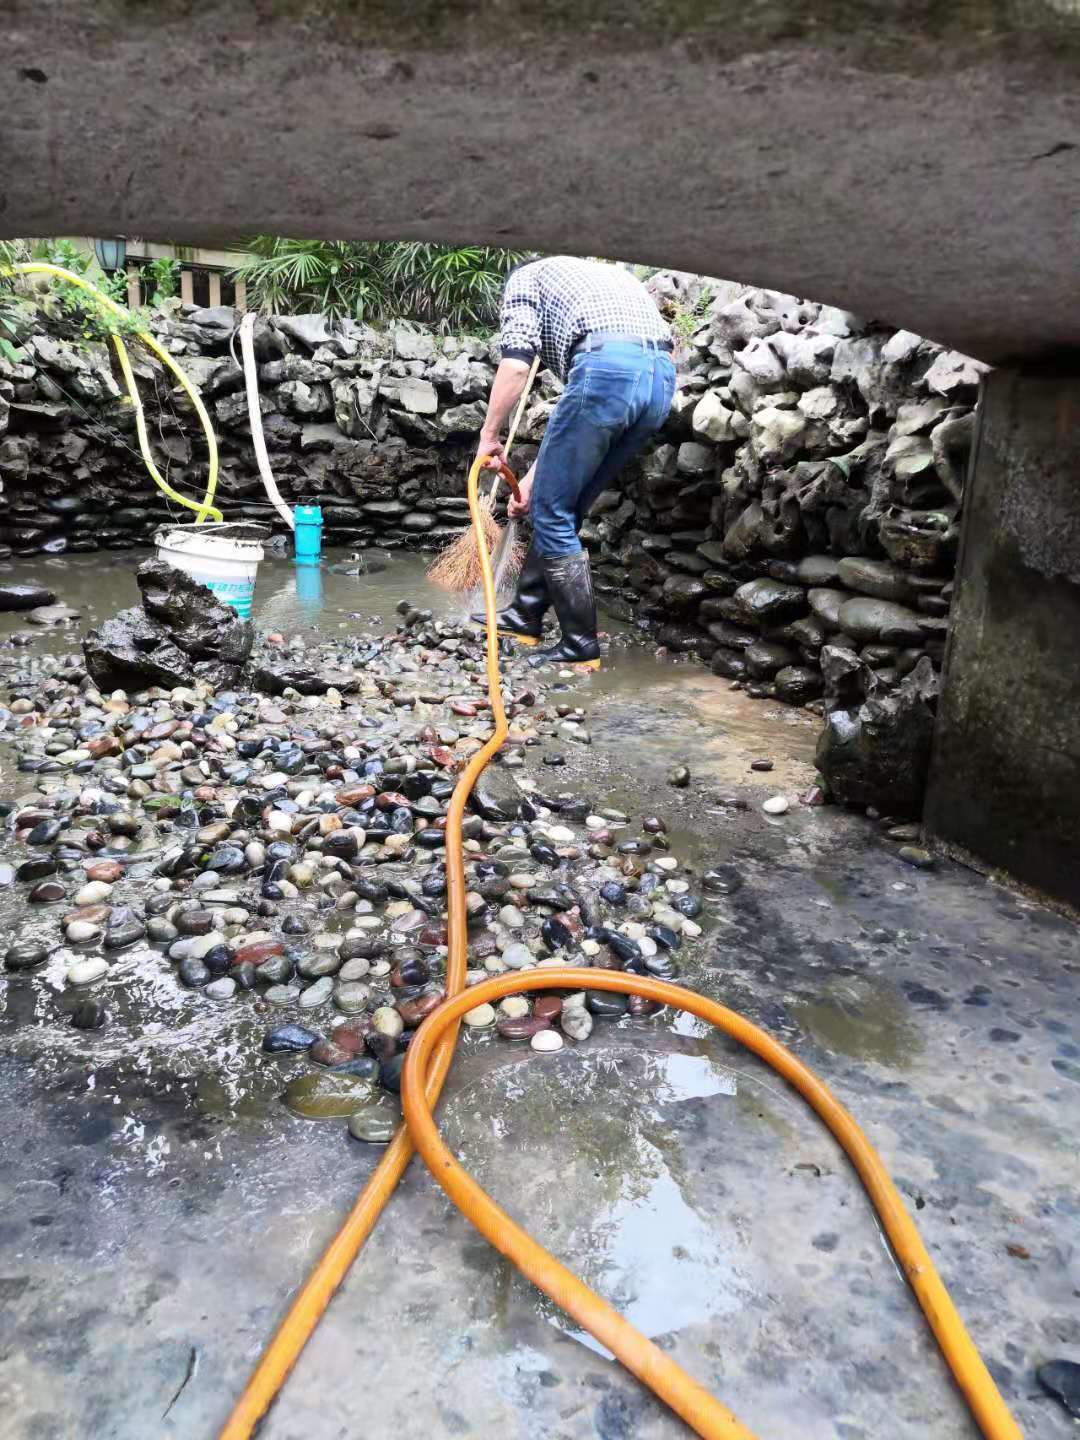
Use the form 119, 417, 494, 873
836, 597, 924, 645
815, 657, 939, 816
391, 326, 437, 361
381, 375, 438, 415
733, 577, 808, 623
275, 380, 333, 417
691, 390, 739, 443
835, 556, 912, 602
249, 659, 350, 695
83, 559, 253, 691
0, 581, 57, 611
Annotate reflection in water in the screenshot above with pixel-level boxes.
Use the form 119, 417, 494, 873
293, 561, 323, 612
445, 1047, 748, 1352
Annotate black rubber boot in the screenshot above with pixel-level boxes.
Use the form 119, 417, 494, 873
527, 551, 602, 670
471, 542, 549, 645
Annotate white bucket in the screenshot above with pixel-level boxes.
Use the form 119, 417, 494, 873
154, 524, 266, 619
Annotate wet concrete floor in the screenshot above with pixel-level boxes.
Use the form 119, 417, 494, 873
0, 550, 1077, 1439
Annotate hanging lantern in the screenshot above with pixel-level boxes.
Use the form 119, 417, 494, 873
93, 236, 127, 272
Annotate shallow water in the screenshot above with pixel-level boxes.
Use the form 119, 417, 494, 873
0, 546, 817, 1161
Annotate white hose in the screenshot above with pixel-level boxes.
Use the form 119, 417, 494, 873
237, 311, 294, 530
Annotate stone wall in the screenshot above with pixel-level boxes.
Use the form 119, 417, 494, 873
0, 302, 513, 554
0, 284, 984, 736
584, 282, 986, 722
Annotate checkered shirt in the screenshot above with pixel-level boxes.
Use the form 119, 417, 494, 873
499, 256, 670, 382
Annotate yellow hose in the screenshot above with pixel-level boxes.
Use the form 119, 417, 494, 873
1, 261, 221, 522
220, 454, 1022, 1439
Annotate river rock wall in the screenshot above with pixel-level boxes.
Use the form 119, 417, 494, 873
0, 285, 984, 727
584, 281, 985, 715
0, 303, 513, 554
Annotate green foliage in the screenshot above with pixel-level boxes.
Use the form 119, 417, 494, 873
0, 239, 33, 362
144, 256, 180, 304
0, 238, 32, 269
668, 283, 715, 344
380, 244, 524, 330
230, 238, 526, 331
29, 240, 147, 343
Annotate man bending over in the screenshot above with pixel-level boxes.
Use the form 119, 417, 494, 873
475, 256, 676, 669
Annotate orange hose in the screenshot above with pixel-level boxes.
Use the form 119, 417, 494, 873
218, 455, 517, 1439
402, 971, 1022, 1440
222, 454, 1022, 1440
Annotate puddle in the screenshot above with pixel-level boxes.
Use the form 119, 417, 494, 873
791, 975, 922, 1067
443, 1045, 751, 1353
0, 547, 464, 655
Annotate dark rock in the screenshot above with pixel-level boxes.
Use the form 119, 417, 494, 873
178, 956, 211, 987
29, 880, 65, 903
710, 647, 749, 680
250, 660, 348, 696
5, 940, 48, 970
15, 857, 57, 882
71, 999, 108, 1030
586, 991, 628, 1018
837, 597, 925, 645
774, 665, 825, 704
541, 916, 575, 952
796, 555, 842, 586
836, 556, 911, 601
104, 917, 145, 949
379, 1052, 406, 1093
1038, 1360, 1080, 1419
262, 1023, 319, 1053
84, 559, 254, 692
0, 582, 57, 611
204, 845, 247, 874
815, 657, 939, 816
807, 588, 848, 630
744, 640, 797, 679
703, 865, 743, 894
733, 578, 808, 623
256, 954, 294, 985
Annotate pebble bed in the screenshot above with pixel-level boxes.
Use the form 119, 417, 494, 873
0, 600, 725, 1143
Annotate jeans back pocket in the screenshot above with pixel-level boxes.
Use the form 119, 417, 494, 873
579, 358, 646, 431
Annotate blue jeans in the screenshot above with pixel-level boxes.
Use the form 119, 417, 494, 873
530, 342, 677, 558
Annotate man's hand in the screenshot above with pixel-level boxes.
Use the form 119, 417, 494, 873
508, 466, 534, 519
476, 431, 507, 467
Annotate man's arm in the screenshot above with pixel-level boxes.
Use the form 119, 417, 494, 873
479, 260, 542, 463
477, 358, 531, 462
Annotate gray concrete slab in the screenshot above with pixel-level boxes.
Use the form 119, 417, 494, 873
927, 369, 1080, 910
3, 3, 1080, 361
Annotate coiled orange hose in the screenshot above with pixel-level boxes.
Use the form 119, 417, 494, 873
221, 454, 1023, 1440
402, 970, 1022, 1440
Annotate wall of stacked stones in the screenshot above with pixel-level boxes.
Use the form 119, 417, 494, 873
0, 303, 513, 553
0, 283, 984, 711
583, 284, 985, 710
